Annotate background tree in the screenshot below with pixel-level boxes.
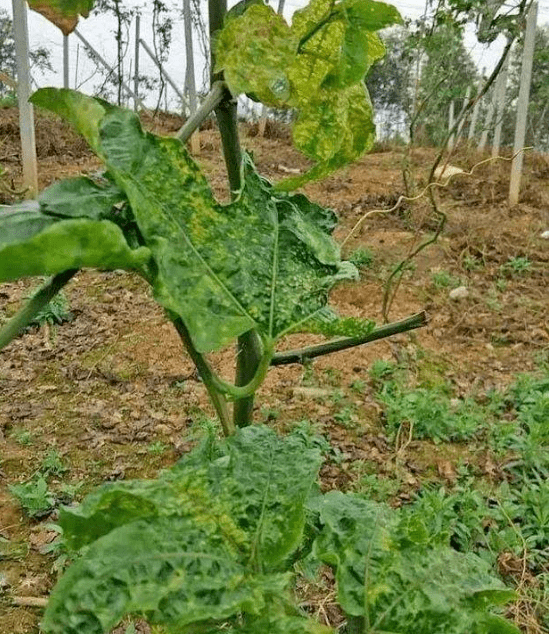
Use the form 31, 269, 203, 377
0, 9, 51, 98
89, 0, 135, 105
366, 26, 414, 140
415, 19, 479, 145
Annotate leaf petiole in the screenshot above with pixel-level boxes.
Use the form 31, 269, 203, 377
0, 269, 78, 352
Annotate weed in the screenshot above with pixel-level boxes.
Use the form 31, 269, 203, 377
353, 471, 402, 502
147, 440, 169, 455
485, 287, 502, 312
379, 386, 484, 442
27, 287, 72, 327
350, 378, 367, 394
10, 427, 33, 445
431, 270, 461, 288
259, 405, 280, 421
58, 481, 84, 501
348, 246, 374, 269
462, 253, 484, 272
369, 358, 397, 382
500, 256, 532, 277
334, 404, 357, 428
40, 449, 68, 476
9, 475, 56, 518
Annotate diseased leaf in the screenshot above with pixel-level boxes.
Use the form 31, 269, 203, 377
43, 427, 322, 634
215, 4, 297, 106
215, 0, 401, 186
0, 214, 150, 283
214, 426, 322, 570
31, 89, 355, 353
28, 0, 94, 35
292, 306, 375, 337
283, 82, 375, 189
312, 492, 520, 634
42, 517, 276, 634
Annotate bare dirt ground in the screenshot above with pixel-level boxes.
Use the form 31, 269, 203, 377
0, 108, 548, 633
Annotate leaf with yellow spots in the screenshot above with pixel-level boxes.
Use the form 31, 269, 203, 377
31, 88, 356, 353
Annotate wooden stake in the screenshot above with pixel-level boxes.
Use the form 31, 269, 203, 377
509, 1, 538, 205
12, 0, 38, 198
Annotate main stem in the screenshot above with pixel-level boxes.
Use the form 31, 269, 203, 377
209, 0, 262, 428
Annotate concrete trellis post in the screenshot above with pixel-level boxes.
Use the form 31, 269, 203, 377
447, 100, 455, 150
133, 15, 140, 111
509, 1, 538, 205
12, 0, 38, 198
63, 35, 69, 89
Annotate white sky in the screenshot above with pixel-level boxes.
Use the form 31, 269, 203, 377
1, 0, 548, 108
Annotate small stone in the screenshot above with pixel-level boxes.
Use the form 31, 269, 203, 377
449, 286, 469, 300
292, 387, 331, 399
541, 230, 549, 239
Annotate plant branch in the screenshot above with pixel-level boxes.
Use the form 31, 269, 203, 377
171, 315, 234, 436
0, 269, 77, 352
271, 311, 427, 366
175, 80, 226, 143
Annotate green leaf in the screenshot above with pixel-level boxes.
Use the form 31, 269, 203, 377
215, 4, 297, 106
0, 210, 150, 283
0, 203, 57, 245
213, 426, 322, 570
312, 492, 519, 634
38, 174, 126, 221
31, 89, 355, 353
38, 174, 143, 249
312, 492, 397, 617
42, 517, 275, 634
28, 0, 94, 35
43, 427, 323, 634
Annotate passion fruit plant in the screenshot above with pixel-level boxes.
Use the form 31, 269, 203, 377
0, 0, 520, 632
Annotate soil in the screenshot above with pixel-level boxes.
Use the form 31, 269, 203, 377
0, 107, 548, 633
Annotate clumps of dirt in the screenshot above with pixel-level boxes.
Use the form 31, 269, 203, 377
0, 108, 92, 162
245, 118, 292, 141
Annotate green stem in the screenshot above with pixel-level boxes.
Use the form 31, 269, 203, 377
270, 311, 427, 366
175, 80, 226, 144
209, 0, 262, 427
171, 316, 234, 436
0, 269, 77, 351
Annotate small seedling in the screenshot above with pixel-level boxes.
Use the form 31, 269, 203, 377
10, 427, 33, 445
431, 270, 460, 288
500, 256, 532, 277
9, 475, 55, 518
27, 287, 72, 328
40, 449, 68, 476
348, 246, 374, 269
147, 440, 169, 455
